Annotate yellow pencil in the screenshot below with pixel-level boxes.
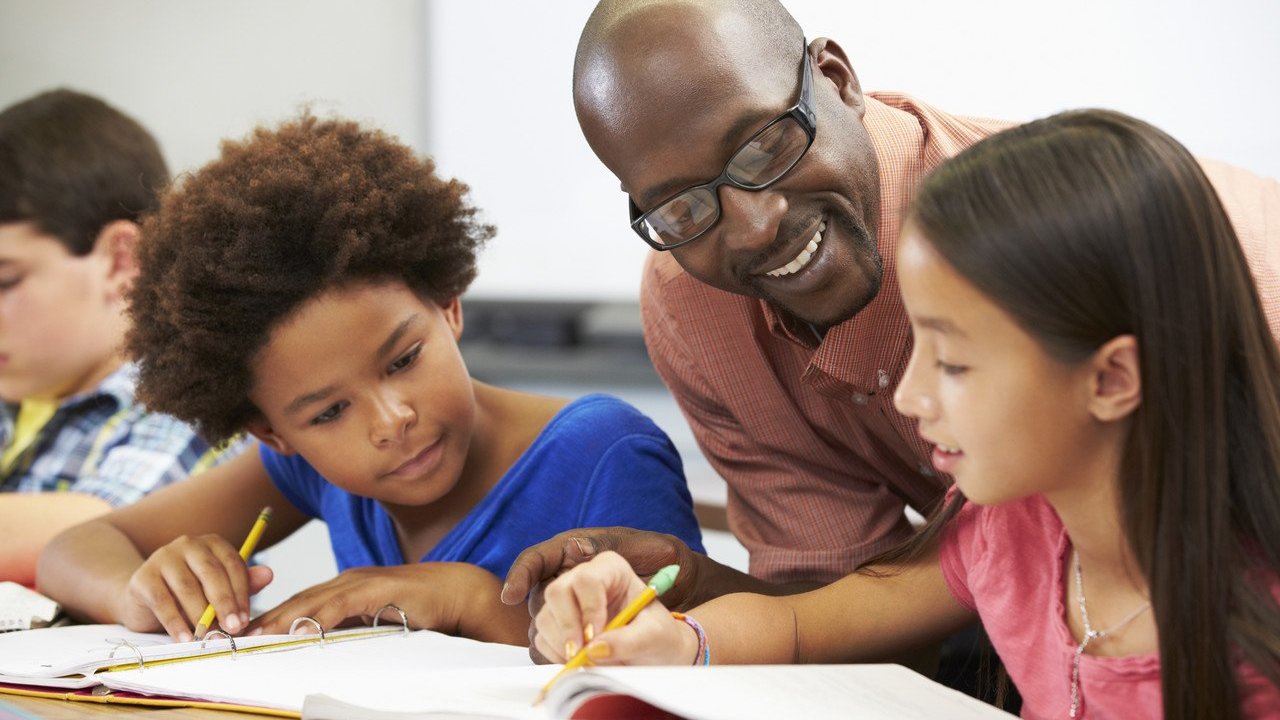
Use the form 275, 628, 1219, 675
192, 506, 272, 638
535, 564, 680, 704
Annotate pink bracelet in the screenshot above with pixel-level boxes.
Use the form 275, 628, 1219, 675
671, 612, 710, 666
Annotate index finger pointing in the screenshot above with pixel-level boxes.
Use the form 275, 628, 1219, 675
501, 533, 600, 605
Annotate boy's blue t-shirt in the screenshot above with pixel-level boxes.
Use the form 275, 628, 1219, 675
259, 394, 705, 576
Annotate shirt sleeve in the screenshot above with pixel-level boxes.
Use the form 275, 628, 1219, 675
1200, 158, 1280, 344
70, 412, 246, 507
640, 254, 915, 584
578, 429, 705, 555
257, 443, 323, 519
937, 486, 983, 611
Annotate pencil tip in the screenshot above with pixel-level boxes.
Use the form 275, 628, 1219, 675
192, 623, 208, 639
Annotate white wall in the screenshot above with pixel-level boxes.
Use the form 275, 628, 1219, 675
0, 0, 425, 185
427, 0, 1280, 299
2, 0, 1276, 301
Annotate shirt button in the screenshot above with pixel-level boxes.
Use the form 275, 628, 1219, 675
851, 392, 869, 405
917, 463, 935, 477
877, 369, 890, 388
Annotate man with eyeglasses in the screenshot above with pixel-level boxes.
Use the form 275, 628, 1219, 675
503, 0, 1280, 647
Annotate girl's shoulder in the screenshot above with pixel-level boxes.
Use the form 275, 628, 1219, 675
540, 393, 667, 442
944, 490, 1065, 571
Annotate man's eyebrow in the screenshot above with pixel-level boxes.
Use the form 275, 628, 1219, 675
284, 315, 420, 416
633, 111, 774, 209
916, 316, 969, 339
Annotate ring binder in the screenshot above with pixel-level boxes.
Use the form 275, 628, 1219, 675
289, 616, 326, 643
200, 630, 238, 658
372, 604, 410, 636
107, 639, 145, 672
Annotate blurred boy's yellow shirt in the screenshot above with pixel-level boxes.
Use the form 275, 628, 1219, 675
1, 400, 57, 474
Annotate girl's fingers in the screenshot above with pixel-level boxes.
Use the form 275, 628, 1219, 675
158, 558, 216, 633
537, 576, 582, 662
194, 542, 248, 633
131, 569, 195, 642
206, 540, 252, 631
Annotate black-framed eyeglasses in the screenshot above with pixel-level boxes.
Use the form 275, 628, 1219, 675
628, 45, 817, 251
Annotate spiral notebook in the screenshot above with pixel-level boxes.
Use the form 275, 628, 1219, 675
0, 621, 532, 717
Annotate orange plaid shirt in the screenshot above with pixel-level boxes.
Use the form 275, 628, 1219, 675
641, 93, 1280, 584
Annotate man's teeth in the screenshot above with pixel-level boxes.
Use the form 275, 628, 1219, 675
766, 222, 826, 277
937, 444, 961, 454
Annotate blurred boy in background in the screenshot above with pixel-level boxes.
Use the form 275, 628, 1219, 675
0, 89, 243, 585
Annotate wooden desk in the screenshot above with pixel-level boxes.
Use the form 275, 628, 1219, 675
0, 694, 273, 719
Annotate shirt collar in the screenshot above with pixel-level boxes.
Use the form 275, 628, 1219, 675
57, 362, 138, 415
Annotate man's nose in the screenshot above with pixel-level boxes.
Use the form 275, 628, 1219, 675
714, 184, 788, 253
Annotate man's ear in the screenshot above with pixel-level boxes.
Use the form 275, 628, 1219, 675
245, 418, 296, 455
439, 296, 464, 341
1088, 335, 1142, 423
810, 37, 864, 116
91, 220, 140, 302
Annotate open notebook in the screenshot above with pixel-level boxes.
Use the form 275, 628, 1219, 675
0, 625, 1012, 719
0, 623, 532, 717
301, 664, 1016, 720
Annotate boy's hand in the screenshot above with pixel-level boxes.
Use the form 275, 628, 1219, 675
246, 562, 528, 645
117, 534, 273, 642
533, 551, 695, 666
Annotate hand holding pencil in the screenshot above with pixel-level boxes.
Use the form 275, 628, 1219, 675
533, 553, 697, 696
118, 506, 275, 642
193, 506, 272, 637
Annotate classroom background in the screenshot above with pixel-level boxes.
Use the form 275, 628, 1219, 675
2, 0, 1276, 608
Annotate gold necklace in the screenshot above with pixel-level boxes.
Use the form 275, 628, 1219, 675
1069, 549, 1151, 718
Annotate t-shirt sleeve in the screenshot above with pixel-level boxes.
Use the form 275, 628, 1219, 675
937, 485, 984, 611
576, 420, 705, 556
257, 443, 323, 519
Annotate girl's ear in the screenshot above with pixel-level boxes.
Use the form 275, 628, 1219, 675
1088, 335, 1142, 422
439, 296, 464, 341
245, 419, 295, 455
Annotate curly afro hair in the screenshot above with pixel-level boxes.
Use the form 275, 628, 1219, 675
127, 114, 494, 444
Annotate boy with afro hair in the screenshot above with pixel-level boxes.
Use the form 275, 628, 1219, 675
38, 114, 703, 645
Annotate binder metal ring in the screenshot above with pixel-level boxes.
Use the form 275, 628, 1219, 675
108, 639, 145, 672
372, 604, 411, 636
200, 630, 239, 658
289, 616, 326, 644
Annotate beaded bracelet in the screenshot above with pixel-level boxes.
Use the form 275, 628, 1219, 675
671, 612, 710, 666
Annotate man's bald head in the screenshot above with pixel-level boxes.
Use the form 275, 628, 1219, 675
574, 0, 804, 157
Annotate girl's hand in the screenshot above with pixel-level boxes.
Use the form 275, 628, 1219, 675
533, 551, 696, 665
117, 534, 273, 642
246, 562, 529, 645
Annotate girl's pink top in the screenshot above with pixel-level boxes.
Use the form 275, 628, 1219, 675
939, 488, 1279, 719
